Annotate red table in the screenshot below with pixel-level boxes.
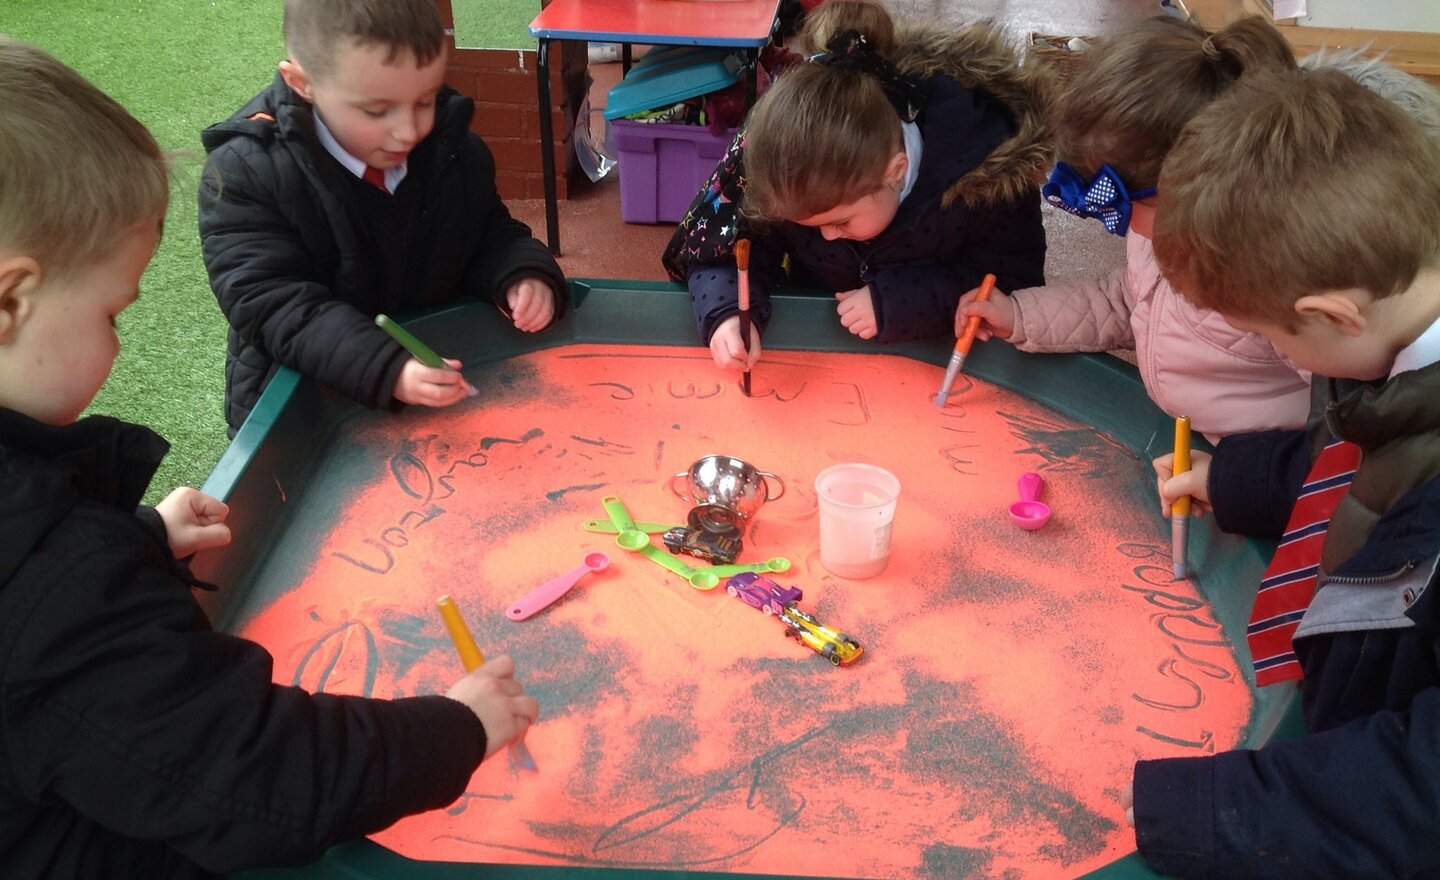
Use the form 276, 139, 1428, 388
529, 0, 782, 252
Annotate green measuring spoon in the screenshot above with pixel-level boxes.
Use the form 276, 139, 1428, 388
702, 557, 793, 579
599, 496, 720, 590
601, 496, 651, 551
637, 543, 721, 590
582, 519, 682, 535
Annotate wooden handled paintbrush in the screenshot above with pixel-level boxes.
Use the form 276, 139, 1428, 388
735, 239, 752, 397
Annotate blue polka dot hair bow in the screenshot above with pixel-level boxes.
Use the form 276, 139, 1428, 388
1041, 162, 1156, 236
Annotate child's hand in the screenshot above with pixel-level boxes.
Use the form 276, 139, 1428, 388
393, 357, 476, 407
445, 655, 541, 761
1120, 778, 1135, 827
835, 286, 878, 339
709, 314, 762, 370
1153, 450, 1213, 517
954, 285, 1016, 341
506, 278, 556, 332
155, 487, 231, 557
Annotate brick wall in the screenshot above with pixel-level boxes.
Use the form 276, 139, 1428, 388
446, 42, 588, 201
432, 0, 588, 201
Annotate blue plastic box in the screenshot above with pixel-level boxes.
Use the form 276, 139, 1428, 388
604, 46, 744, 121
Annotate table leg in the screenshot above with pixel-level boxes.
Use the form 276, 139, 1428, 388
746, 47, 759, 109
622, 43, 633, 76
536, 37, 561, 255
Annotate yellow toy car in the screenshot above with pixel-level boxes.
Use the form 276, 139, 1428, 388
777, 605, 863, 666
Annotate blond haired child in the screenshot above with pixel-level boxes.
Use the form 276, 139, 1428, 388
0, 36, 536, 879
200, 0, 564, 436
1133, 68, 1440, 877
956, 15, 1307, 442
663, 0, 1051, 370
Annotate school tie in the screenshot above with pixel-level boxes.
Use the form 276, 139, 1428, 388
362, 165, 388, 193
1246, 438, 1362, 686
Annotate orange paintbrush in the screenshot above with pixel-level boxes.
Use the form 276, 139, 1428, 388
935, 273, 997, 407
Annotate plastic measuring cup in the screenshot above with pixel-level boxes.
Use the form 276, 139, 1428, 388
814, 463, 901, 579
507, 552, 610, 620
1009, 472, 1052, 530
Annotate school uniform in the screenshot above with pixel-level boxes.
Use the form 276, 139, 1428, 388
199, 75, 565, 435
0, 409, 484, 879
1132, 324, 1440, 878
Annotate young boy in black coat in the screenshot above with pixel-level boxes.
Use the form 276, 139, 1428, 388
0, 36, 538, 880
199, 0, 565, 435
1135, 69, 1440, 878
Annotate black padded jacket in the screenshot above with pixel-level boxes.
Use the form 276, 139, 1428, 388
199, 75, 565, 434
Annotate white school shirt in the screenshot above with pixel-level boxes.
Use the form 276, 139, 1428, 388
313, 113, 409, 192
1390, 312, 1440, 378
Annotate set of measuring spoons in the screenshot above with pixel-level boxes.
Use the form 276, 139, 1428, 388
512, 474, 1052, 620
506, 496, 792, 619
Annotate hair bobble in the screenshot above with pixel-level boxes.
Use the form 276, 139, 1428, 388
1201, 35, 1223, 61
811, 29, 923, 122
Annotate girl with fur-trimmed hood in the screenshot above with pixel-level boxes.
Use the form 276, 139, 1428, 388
662, 0, 1053, 371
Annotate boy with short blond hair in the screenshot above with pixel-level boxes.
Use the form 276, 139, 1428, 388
1, 35, 537, 880
1135, 67, 1440, 877
200, 0, 564, 435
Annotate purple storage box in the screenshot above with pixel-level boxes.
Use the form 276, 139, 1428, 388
612, 120, 735, 225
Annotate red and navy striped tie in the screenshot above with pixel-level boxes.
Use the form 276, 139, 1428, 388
1247, 438, 1362, 686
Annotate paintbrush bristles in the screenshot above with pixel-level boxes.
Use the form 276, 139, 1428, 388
734, 239, 750, 271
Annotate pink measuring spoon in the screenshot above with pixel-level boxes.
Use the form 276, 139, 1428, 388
1009, 472, 1053, 530
507, 552, 610, 620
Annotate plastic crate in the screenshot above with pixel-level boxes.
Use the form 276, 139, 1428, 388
612, 120, 734, 224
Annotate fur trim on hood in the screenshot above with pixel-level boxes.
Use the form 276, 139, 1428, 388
894, 22, 1058, 208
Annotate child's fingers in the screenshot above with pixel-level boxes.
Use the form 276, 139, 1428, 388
513, 295, 550, 331
194, 521, 234, 549
743, 333, 763, 367
1159, 471, 1208, 516
411, 376, 469, 406
511, 293, 538, 327
710, 329, 745, 369
185, 490, 230, 524
479, 654, 517, 678
520, 301, 555, 332
953, 301, 993, 336
418, 360, 475, 403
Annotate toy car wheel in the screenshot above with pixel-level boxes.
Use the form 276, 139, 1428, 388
763, 604, 775, 616
726, 585, 738, 598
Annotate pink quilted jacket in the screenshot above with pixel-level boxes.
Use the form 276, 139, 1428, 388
1008, 233, 1311, 441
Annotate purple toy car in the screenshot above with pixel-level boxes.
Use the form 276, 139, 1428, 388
725, 572, 802, 616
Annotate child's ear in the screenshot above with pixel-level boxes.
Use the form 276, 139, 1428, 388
278, 58, 315, 102
0, 256, 40, 346
884, 151, 908, 190
1294, 291, 1367, 337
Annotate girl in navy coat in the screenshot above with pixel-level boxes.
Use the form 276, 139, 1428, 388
663, 0, 1053, 371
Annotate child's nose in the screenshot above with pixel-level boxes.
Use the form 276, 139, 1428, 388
820, 226, 843, 241
392, 112, 421, 145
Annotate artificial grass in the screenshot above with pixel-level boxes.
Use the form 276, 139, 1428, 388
5, 0, 284, 501
453, 0, 537, 50
4, 0, 541, 502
